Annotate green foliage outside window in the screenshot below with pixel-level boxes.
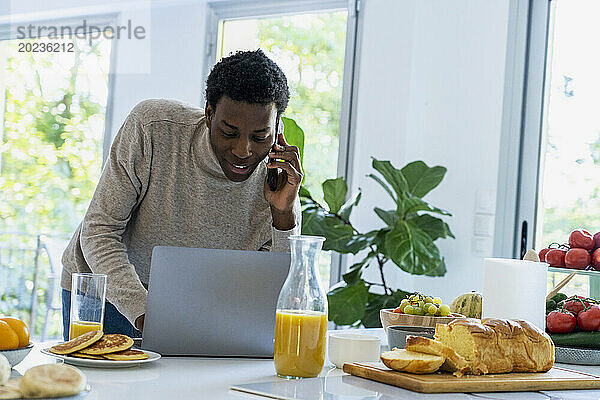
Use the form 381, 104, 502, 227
0, 38, 111, 338
257, 12, 347, 204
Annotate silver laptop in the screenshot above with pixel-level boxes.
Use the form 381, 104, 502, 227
141, 246, 290, 357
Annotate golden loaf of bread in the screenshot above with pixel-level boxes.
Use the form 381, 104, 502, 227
434, 318, 555, 375
405, 335, 470, 376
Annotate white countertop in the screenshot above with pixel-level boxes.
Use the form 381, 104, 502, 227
11, 329, 600, 400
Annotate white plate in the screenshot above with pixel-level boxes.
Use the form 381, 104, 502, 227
41, 348, 161, 368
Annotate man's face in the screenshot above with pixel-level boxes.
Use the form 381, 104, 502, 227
206, 95, 277, 182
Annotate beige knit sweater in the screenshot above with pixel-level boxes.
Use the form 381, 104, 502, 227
61, 99, 300, 325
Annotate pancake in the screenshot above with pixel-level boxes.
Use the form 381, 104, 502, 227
103, 349, 149, 361
49, 331, 103, 355
79, 334, 134, 355
20, 364, 86, 398
69, 352, 104, 360
0, 378, 21, 399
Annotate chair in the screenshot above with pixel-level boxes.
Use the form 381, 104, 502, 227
31, 236, 69, 341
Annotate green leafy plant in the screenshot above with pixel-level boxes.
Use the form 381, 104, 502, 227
300, 158, 454, 327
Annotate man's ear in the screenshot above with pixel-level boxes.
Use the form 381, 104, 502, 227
205, 103, 213, 129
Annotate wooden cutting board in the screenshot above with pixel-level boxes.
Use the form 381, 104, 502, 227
343, 362, 600, 393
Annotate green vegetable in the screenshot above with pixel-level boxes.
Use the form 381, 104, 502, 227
546, 299, 557, 313
552, 293, 568, 303
550, 331, 600, 349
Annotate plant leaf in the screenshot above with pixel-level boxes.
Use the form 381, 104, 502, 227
342, 255, 372, 285
407, 214, 455, 240
429, 257, 448, 277
367, 173, 396, 203
373, 228, 390, 255
384, 220, 446, 276
281, 117, 304, 168
327, 280, 369, 326
339, 190, 361, 220
342, 264, 363, 285
401, 161, 447, 198
362, 289, 411, 328
371, 158, 408, 201
401, 195, 452, 217
374, 207, 397, 226
342, 252, 378, 285
322, 177, 347, 214
301, 207, 370, 254
298, 185, 312, 198
329, 230, 378, 255
302, 207, 353, 252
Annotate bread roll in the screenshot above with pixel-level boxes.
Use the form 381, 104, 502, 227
380, 349, 445, 374
434, 318, 554, 375
0, 378, 21, 399
20, 364, 86, 398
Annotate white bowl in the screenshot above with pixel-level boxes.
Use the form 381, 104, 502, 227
328, 333, 380, 369
0, 343, 33, 367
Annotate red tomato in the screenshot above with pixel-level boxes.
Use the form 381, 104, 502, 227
569, 229, 595, 251
594, 232, 600, 250
538, 248, 551, 262
545, 249, 567, 267
577, 305, 600, 331
564, 296, 591, 316
546, 310, 576, 333
393, 307, 403, 313
565, 248, 591, 269
592, 248, 600, 270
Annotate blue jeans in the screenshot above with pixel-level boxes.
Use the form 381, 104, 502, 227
61, 289, 141, 341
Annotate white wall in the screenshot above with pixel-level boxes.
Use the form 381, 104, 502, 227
108, 3, 207, 138
349, 0, 510, 301
2, 0, 514, 302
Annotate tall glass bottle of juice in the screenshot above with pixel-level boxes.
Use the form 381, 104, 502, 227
274, 235, 328, 379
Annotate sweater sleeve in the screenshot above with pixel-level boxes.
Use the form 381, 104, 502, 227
79, 108, 151, 326
265, 196, 302, 252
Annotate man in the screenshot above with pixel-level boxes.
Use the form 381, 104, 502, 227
60, 50, 302, 340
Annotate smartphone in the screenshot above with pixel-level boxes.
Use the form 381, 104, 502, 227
267, 119, 284, 191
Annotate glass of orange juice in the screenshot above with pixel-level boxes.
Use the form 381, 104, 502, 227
274, 236, 328, 379
69, 273, 107, 339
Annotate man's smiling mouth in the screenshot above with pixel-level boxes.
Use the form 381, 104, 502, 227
227, 161, 252, 175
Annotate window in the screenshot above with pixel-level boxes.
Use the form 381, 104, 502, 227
515, 0, 600, 298
217, 12, 348, 203
536, 1, 600, 298
0, 32, 112, 338
207, 1, 357, 290
534, 1, 600, 251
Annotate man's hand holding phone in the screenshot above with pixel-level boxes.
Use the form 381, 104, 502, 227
264, 120, 302, 231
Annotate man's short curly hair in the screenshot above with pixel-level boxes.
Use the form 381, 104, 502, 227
205, 49, 289, 116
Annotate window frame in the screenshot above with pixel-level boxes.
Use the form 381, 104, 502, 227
204, 0, 361, 287
493, 0, 551, 259
0, 13, 118, 166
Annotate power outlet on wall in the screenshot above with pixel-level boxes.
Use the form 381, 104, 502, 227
472, 190, 495, 255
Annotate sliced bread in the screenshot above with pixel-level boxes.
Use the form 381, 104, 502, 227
380, 349, 445, 374
20, 364, 86, 398
405, 335, 470, 376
